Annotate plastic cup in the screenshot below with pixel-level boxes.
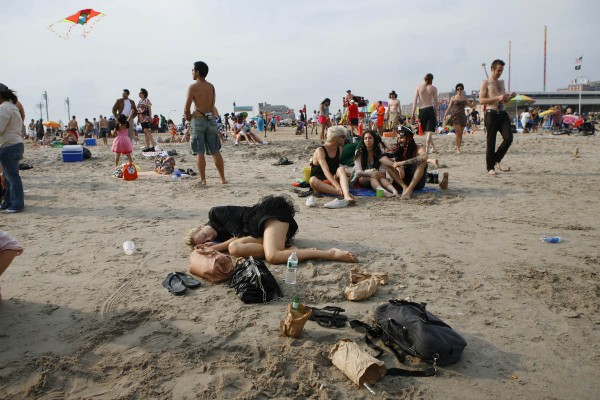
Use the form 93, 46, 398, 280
376, 188, 384, 198
303, 167, 311, 183
123, 240, 135, 255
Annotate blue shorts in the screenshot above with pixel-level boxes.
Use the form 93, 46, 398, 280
190, 117, 220, 155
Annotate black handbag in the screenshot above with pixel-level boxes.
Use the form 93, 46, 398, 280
228, 257, 283, 304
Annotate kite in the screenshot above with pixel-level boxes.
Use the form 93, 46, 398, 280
49, 9, 105, 39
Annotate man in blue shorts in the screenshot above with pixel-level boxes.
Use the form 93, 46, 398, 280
184, 61, 227, 185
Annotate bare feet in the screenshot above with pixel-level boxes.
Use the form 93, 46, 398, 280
439, 172, 448, 190
330, 248, 357, 263
220, 179, 229, 184
384, 190, 396, 198
428, 158, 440, 168
456, 149, 461, 154
488, 169, 497, 176
400, 189, 412, 200
495, 163, 511, 172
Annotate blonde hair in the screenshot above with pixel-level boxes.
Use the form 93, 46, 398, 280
184, 226, 203, 250
326, 126, 347, 142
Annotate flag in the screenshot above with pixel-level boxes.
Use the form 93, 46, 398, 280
575, 55, 582, 70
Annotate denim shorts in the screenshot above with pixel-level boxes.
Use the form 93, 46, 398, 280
190, 117, 220, 155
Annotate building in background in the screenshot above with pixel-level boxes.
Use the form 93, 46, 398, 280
258, 102, 295, 120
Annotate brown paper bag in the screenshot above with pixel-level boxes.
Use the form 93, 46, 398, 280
279, 304, 312, 338
329, 339, 386, 386
344, 275, 379, 301
349, 267, 389, 285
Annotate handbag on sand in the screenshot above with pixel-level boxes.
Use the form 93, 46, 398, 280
228, 257, 283, 304
188, 244, 234, 284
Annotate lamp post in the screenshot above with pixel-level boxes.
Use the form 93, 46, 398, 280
42, 91, 49, 121
65, 97, 71, 121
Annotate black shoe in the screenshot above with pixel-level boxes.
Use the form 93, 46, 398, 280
427, 173, 434, 183
433, 174, 439, 184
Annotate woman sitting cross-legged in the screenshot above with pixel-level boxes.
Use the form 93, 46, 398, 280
352, 130, 398, 197
185, 195, 357, 264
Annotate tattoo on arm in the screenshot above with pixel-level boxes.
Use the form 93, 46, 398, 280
401, 154, 427, 166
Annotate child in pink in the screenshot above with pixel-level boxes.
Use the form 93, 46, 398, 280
111, 114, 134, 167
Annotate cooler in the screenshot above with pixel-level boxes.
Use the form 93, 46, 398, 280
62, 145, 84, 162
84, 138, 97, 146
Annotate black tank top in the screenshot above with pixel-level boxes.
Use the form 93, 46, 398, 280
311, 145, 340, 180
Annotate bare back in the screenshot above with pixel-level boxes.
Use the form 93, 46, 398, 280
416, 83, 437, 108
185, 79, 216, 120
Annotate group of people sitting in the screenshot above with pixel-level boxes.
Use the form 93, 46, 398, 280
308, 125, 444, 206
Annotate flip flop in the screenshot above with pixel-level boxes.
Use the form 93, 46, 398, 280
174, 272, 201, 288
297, 189, 314, 198
162, 272, 187, 295
186, 169, 197, 176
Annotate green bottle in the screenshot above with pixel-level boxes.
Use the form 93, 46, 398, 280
292, 295, 300, 310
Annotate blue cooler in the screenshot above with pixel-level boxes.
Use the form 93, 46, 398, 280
62, 145, 84, 162
84, 138, 97, 146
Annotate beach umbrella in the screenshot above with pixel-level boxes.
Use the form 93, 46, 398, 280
43, 121, 61, 128
506, 94, 535, 126
539, 109, 554, 117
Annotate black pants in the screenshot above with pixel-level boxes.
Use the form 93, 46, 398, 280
484, 111, 513, 171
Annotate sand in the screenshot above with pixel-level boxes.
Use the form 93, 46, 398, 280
0, 127, 599, 399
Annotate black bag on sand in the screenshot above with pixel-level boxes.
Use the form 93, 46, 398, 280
228, 257, 283, 304
350, 300, 467, 377
375, 300, 466, 366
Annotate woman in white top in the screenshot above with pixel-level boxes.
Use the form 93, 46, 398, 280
0, 85, 25, 213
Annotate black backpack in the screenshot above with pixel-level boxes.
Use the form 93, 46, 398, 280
351, 300, 467, 376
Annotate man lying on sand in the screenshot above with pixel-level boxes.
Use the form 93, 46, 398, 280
185, 195, 357, 264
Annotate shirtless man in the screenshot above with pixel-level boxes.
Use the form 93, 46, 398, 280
98, 115, 109, 146
64, 115, 79, 144
411, 73, 438, 153
479, 59, 516, 176
184, 61, 227, 185
386, 90, 402, 130
344, 90, 353, 110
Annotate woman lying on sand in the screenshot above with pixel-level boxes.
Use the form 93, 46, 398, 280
185, 195, 357, 264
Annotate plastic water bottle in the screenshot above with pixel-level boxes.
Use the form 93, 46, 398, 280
284, 252, 298, 284
541, 236, 562, 243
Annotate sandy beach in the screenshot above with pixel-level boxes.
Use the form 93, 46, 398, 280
0, 127, 599, 399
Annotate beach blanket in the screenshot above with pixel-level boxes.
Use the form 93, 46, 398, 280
346, 186, 439, 196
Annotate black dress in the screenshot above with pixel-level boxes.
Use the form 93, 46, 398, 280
207, 195, 298, 245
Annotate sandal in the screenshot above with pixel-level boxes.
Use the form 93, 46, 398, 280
306, 306, 348, 328
162, 273, 187, 296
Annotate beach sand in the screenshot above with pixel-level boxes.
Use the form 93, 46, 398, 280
0, 127, 599, 399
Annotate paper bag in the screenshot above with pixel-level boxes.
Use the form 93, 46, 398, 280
329, 339, 386, 386
279, 304, 312, 338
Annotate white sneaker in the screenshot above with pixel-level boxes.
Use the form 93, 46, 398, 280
305, 195, 316, 207
323, 198, 348, 209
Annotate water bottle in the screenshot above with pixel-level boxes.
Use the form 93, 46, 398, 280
284, 252, 298, 284
541, 236, 562, 243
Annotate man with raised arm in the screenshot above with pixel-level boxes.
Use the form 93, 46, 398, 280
184, 61, 227, 186
411, 73, 438, 153
479, 59, 516, 176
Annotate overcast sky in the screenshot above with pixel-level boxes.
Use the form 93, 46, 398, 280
2, 0, 598, 124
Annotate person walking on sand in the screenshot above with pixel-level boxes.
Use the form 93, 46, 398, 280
98, 115, 109, 146
443, 83, 476, 154
0, 86, 25, 213
386, 91, 401, 131
112, 89, 138, 144
412, 73, 438, 153
318, 98, 332, 141
479, 59, 516, 176
376, 101, 386, 136
111, 114, 134, 167
137, 88, 155, 150
184, 61, 227, 185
